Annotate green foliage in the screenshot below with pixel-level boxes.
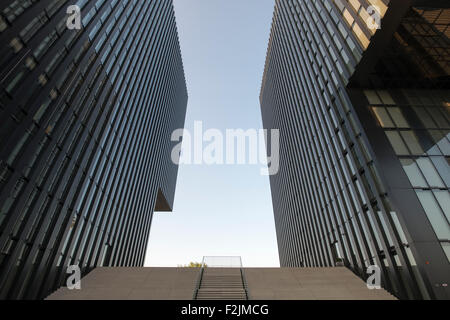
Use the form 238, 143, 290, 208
178, 262, 206, 268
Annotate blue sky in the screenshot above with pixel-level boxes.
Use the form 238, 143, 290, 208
144, 0, 279, 267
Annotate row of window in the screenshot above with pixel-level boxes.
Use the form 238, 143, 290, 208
373, 105, 450, 129
333, 0, 389, 49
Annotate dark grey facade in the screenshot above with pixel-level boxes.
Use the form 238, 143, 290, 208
0, 0, 187, 299
261, 0, 449, 299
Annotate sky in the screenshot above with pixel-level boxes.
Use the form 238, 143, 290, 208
144, 0, 279, 268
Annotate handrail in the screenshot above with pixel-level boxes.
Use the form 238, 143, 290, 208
240, 268, 250, 300
192, 266, 204, 300
201, 256, 243, 268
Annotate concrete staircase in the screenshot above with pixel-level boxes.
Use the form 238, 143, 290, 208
46, 267, 397, 300
195, 268, 248, 300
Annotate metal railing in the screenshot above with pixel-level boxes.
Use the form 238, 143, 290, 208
201, 256, 243, 268
240, 268, 250, 300
193, 256, 249, 300
193, 266, 204, 300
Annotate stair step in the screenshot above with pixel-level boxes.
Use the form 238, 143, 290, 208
195, 268, 248, 300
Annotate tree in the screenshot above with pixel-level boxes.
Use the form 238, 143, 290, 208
178, 262, 206, 268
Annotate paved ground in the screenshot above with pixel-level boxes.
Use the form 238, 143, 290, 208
47, 267, 199, 300
244, 268, 396, 300
47, 267, 396, 300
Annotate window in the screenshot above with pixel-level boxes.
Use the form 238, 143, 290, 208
372, 107, 394, 127
378, 91, 395, 105
416, 158, 445, 188
416, 191, 450, 240
433, 191, 450, 222
401, 131, 423, 154
401, 159, 428, 188
365, 90, 382, 105
386, 131, 409, 155
387, 108, 409, 128
442, 243, 450, 263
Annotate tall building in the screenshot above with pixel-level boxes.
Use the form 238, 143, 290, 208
0, 0, 187, 299
261, 0, 449, 299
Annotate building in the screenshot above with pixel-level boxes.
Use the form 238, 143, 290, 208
260, 0, 449, 299
0, 0, 187, 299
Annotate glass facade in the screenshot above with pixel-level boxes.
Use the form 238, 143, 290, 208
0, 0, 187, 299
261, 0, 449, 299
370, 89, 450, 257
